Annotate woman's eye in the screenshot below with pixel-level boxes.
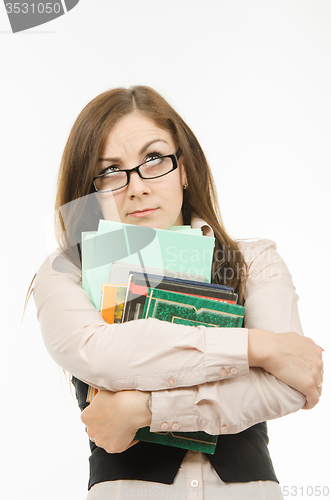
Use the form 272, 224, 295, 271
143, 153, 164, 167
145, 152, 162, 161
101, 165, 120, 175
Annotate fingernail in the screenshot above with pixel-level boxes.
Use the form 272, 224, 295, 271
317, 346, 325, 352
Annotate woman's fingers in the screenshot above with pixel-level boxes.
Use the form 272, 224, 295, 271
302, 378, 323, 410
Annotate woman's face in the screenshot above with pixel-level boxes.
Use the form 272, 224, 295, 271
96, 112, 187, 230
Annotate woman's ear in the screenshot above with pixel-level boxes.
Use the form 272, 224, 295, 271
181, 163, 188, 188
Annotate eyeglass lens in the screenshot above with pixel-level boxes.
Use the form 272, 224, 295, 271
94, 156, 174, 192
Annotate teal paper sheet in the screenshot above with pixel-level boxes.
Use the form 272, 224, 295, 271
81, 231, 97, 298
83, 220, 215, 309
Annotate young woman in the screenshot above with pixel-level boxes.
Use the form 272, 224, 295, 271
33, 86, 323, 499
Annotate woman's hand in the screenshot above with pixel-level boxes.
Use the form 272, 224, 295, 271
81, 389, 152, 453
248, 329, 324, 409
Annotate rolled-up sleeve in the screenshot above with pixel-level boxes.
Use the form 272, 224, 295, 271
149, 239, 306, 434
34, 251, 248, 392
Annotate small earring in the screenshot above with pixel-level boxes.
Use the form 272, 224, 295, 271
183, 183, 188, 190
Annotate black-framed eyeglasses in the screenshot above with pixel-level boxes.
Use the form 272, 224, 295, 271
93, 149, 181, 193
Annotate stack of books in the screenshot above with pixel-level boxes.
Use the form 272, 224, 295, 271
81, 221, 245, 454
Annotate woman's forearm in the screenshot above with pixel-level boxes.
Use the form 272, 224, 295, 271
35, 242, 323, 399
34, 252, 250, 391
82, 328, 323, 446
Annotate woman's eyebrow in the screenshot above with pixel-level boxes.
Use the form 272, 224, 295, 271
139, 139, 168, 155
98, 139, 168, 162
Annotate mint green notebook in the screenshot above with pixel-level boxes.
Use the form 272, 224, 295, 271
83, 220, 215, 309
81, 231, 97, 298
136, 287, 245, 454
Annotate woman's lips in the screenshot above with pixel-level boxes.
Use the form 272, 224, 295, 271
128, 208, 159, 218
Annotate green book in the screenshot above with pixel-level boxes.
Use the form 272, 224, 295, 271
142, 287, 245, 327
135, 427, 219, 454
135, 288, 245, 454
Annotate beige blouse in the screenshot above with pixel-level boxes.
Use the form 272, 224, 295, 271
33, 217, 306, 437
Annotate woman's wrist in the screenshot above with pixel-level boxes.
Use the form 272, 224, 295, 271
248, 329, 274, 369
147, 394, 153, 414
136, 391, 153, 427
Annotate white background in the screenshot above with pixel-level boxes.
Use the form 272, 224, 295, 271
0, 1, 330, 499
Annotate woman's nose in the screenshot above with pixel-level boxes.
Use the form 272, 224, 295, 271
126, 170, 151, 196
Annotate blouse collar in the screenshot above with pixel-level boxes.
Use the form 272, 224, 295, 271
190, 215, 214, 238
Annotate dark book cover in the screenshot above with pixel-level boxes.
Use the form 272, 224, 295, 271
122, 272, 237, 323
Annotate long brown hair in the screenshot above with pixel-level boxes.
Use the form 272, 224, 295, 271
53, 85, 247, 303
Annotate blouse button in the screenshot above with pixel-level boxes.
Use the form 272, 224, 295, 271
230, 366, 239, 375
167, 376, 176, 386
219, 368, 228, 378
172, 422, 180, 431
220, 425, 228, 434
191, 480, 199, 487
160, 422, 169, 430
